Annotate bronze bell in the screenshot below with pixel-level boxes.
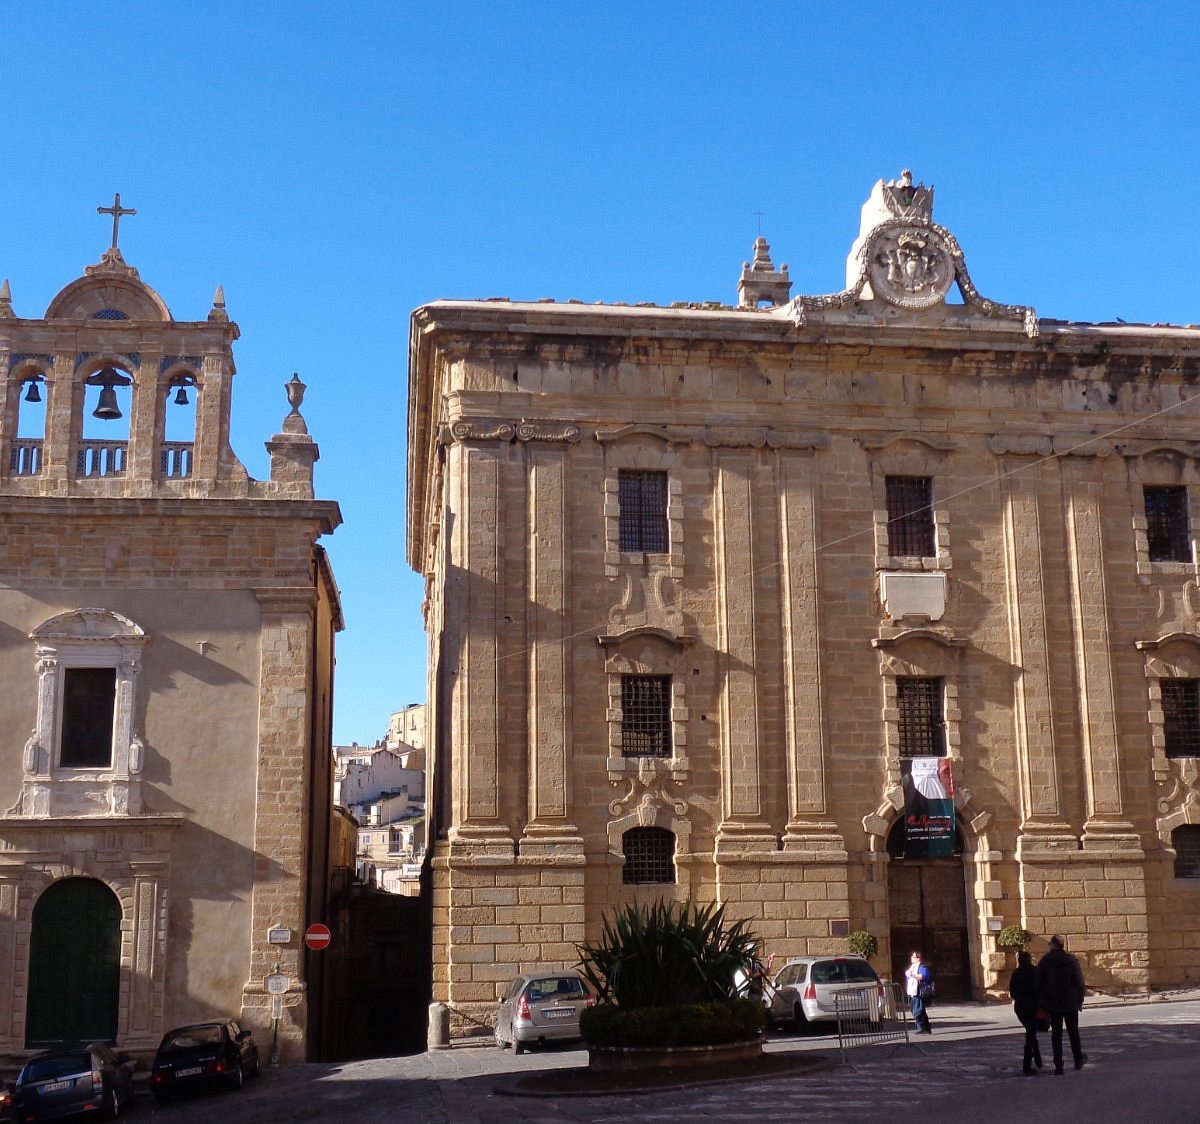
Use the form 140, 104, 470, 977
173, 385, 189, 406
93, 385, 122, 420
24, 380, 41, 403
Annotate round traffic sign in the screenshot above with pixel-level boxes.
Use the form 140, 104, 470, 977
304, 923, 332, 951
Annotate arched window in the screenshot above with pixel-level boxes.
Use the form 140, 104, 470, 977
13, 369, 47, 476
622, 827, 675, 884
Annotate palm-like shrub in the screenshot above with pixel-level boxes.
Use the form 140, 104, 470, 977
576, 898, 758, 1008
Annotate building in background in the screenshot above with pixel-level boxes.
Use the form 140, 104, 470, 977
0, 226, 342, 1065
407, 171, 1200, 1030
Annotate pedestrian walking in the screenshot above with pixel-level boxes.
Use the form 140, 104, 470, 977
1035, 934, 1087, 1074
1008, 950, 1044, 1074
905, 950, 933, 1034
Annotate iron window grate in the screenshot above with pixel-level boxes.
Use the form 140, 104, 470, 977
885, 476, 935, 558
1162, 679, 1200, 758
621, 675, 672, 758
622, 827, 675, 884
1144, 486, 1191, 563
897, 677, 946, 758
618, 470, 668, 553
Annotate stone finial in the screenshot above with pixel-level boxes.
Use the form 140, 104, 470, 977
208, 284, 229, 322
267, 373, 317, 496
0, 278, 12, 318
737, 236, 792, 309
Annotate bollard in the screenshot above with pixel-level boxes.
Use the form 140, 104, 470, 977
428, 1001, 450, 1050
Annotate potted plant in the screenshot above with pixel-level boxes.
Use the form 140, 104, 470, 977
997, 925, 1033, 954
847, 930, 879, 960
576, 899, 766, 1072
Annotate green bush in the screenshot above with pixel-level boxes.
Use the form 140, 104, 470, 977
997, 925, 1033, 951
847, 930, 878, 959
580, 998, 766, 1048
575, 899, 759, 1009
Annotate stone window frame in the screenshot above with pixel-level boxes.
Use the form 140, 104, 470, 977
619, 673, 673, 758
1125, 446, 1200, 577
9, 608, 149, 818
896, 675, 948, 758
601, 634, 690, 780
621, 826, 676, 884
873, 630, 965, 792
599, 433, 685, 579
864, 436, 953, 572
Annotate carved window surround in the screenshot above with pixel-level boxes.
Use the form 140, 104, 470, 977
7, 609, 149, 819
864, 435, 952, 572
873, 630, 966, 792
1137, 636, 1200, 801
599, 434, 685, 579
1122, 445, 1200, 577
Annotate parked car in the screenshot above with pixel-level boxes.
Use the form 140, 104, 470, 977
765, 954, 887, 1030
151, 1020, 259, 1102
0, 1081, 15, 1122
11, 1042, 134, 1121
494, 969, 595, 1054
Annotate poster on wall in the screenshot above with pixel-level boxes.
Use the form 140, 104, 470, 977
901, 756, 955, 858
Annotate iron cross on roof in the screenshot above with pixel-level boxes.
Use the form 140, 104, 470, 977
97, 192, 137, 250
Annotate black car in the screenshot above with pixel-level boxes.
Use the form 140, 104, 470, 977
151, 1020, 259, 1103
11, 1042, 134, 1121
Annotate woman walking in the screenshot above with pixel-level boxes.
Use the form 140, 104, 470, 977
905, 950, 933, 1034
1009, 950, 1044, 1074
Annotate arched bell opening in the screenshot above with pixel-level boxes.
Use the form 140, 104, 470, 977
162, 372, 198, 478
79, 365, 134, 477
11, 368, 48, 476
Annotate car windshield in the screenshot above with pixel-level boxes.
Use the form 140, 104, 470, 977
162, 1026, 223, 1050
526, 977, 585, 1002
24, 1054, 91, 1081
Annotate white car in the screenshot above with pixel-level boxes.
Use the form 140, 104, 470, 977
765, 955, 887, 1030
494, 969, 595, 1054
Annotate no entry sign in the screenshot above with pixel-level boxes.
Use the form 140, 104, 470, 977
304, 923, 332, 951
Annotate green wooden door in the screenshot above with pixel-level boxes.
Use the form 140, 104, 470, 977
26, 878, 122, 1047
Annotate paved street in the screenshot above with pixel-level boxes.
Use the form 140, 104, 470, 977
127, 995, 1200, 1123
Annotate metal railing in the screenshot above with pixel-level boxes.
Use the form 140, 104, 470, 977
835, 979, 911, 1063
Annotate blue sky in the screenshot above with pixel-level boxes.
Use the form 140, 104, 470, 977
5, 3, 1199, 744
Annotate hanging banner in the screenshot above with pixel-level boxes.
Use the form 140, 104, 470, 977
901, 756, 955, 858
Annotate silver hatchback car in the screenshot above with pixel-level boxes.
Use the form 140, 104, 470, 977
494, 968, 594, 1054
765, 954, 887, 1030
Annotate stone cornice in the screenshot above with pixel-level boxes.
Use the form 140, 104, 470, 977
438, 419, 582, 445
0, 495, 341, 533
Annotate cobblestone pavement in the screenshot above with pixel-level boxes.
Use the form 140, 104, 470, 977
126, 995, 1200, 1123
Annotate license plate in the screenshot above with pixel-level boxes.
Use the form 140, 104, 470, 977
541, 1008, 573, 1019
177, 1066, 204, 1077
42, 1080, 72, 1092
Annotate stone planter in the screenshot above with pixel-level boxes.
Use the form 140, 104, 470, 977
587, 1037, 763, 1074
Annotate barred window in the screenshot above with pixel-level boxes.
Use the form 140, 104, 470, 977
622, 827, 675, 884
1162, 679, 1200, 758
1145, 486, 1191, 563
618, 470, 668, 553
897, 677, 946, 758
1172, 825, 1200, 879
885, 476, 935, 558
621, 675, 672, 757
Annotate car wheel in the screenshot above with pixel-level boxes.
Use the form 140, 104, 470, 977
108, 1084, 121, 1118
514, 1039, 525, 1056
793, 1002, 811, 1034
231, 1060, 244, 1089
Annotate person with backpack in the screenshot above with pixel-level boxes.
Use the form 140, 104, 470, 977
905, 950, 933, 1034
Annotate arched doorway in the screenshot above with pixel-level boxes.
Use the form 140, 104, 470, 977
885, 821, 971, 1000
26, 878, 122, 1047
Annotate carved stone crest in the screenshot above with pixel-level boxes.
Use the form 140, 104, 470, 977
867, 225, 954, 309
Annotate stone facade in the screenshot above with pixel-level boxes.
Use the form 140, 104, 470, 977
0, 244, 341, 1064
407, 172, 1200, 1026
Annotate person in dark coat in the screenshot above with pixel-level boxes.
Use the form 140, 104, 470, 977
1009, 950, 1043, 1074
1035, 935, 1087, 1074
